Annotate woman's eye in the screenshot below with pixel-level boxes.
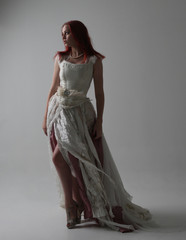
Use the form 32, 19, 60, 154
63, 32, 68, 36
62, 31, 70, 38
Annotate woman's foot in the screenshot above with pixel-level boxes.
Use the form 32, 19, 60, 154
65, 200, 78, 229
75, 201, 85, 224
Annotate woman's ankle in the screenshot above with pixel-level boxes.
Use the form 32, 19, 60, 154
65, 199, 76, 208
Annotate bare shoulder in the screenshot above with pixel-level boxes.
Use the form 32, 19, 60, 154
94, 54, 103, 63
93, 55, 103, 74
55, 53, 67, 66
58, 53, 67, 62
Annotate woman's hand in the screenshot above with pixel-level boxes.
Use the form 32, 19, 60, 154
42, 118, 48, 136
92, 118, 103, 139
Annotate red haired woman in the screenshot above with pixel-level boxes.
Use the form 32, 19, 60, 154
42, 20, 157, 233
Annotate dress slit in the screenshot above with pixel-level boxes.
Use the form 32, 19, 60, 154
49, 123, 137, 232
49, 123, 104, 220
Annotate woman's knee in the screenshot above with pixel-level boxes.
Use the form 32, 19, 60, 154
52, 145, 66, 167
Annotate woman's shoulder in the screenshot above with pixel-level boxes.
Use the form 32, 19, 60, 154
56, 53, 69, 63
88, 54, 103, 64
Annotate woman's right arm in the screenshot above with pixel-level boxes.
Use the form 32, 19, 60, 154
42, 55, 60, 136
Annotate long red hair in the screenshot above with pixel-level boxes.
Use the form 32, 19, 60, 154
53, 20, 105, 62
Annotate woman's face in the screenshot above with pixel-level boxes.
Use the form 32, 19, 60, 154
62, 25, 77, 47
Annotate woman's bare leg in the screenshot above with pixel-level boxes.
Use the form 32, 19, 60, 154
52, 144, 74, 208
72, 176, 83, 205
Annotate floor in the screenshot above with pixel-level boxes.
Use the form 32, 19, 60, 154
1, 184, 186, 240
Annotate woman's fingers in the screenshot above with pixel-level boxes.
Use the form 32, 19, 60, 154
94, 132, 102, 139
93, 127, 102, 139
42, 127, 48, 136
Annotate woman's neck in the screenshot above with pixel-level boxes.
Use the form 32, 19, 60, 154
70, 47, 84, 58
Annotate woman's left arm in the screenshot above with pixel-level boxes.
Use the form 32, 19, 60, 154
92, 57, 105, 139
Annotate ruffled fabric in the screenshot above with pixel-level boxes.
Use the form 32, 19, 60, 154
47, 92, 157, 233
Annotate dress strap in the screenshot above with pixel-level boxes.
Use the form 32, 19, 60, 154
89, 55, 98, 64
56, 54, 68, 65
56, 54, 59, 66
56, 54, 63, 66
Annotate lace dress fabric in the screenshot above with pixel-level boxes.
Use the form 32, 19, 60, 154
46, 54, 158, 232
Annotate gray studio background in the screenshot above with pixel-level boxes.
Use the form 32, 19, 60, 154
0, 0, 186, 240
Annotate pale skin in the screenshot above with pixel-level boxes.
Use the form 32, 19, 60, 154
42, 24, 105, 220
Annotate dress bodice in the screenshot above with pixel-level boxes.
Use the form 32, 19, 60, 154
57, 55, 97, 96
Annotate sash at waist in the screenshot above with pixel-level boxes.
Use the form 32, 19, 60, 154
55, 86, 91, 109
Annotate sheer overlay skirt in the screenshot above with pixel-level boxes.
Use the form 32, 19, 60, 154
46, 93, 157, 233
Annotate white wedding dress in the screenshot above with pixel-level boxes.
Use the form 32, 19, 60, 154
46, 54, 157, 233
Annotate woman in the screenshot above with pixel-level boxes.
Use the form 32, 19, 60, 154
42, 20, 157, 233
